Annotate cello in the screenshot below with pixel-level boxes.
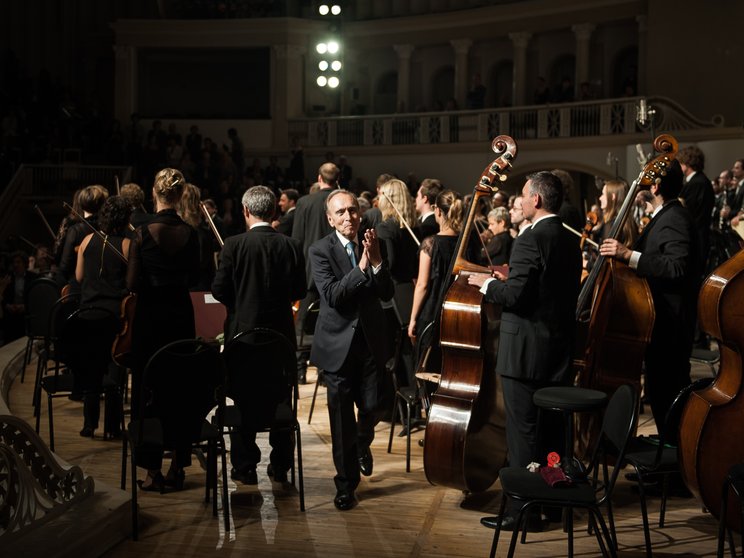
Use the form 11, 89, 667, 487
679, 250, 744, 531
575, 136, 678, 395
423, 136, 517, 492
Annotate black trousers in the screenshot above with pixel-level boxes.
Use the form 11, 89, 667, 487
324, 328, 383, 493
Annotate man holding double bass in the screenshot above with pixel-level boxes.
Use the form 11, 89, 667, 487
600, 160, 699, 432
468, 171, 582, 531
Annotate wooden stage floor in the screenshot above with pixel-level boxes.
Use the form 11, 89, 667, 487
8, 362, 724, 557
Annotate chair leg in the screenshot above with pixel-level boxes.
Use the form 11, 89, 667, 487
308, 376, 321, 424
48, 393, 55, 452
130, 440, 138, 541
592, 507, 617, 558
635, 469, 653, 558
121, 435, 128, 490
22, 338, 32, 380
205, 443, 212, 505
387, 395, 398, 454
219, 437, 230, 534
296, 425, 305, 512
211, 441, 218, 517
567, 505, 574, 558
588, 508, 612, 558
507, 506, 526, 558
659, 473, 669, 528
405, 401, 412, 473
489, 495, 508, 558
720, 479, 733, 558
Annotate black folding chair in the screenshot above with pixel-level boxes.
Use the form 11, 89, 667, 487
120, 338, 229, 540
22, 277, 60, 378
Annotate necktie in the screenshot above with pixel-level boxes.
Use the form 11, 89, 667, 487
345, 242, 357, 267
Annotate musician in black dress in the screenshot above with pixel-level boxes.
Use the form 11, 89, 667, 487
126, 168, 200, 491
74, 196, 132, 437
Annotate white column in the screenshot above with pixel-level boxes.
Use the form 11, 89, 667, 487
394, 44, 414, 113
572, 23, 595, 96
509, 32, 532, 106
636, 15, 647, 94
450, 39, 472, 108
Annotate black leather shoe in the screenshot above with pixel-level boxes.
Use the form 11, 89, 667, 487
79, 425, 94, 437
267, 463, 288, 483
334, 490, 355, 510
231, 467, 258, 485
359, 447, 373, 476
480, 514, 547, 533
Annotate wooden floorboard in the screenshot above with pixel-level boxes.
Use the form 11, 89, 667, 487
8, 362, 726, 557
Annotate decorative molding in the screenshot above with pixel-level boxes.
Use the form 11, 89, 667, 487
508, 32, 532, 49
393, 44, 415, 59
572, 23, 596, 42
450, 38, 472, 55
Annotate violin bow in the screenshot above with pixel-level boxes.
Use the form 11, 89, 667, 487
62, 202, 127, 263
33, 204, 57, 241
561, 222, 599, 248
380, 191, 420, 247
200, 202, 224, 248
472, 216, 494, 268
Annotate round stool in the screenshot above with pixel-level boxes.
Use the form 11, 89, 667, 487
533, 386, 608, 463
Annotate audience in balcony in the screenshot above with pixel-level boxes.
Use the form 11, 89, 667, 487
466, 73, 487, 110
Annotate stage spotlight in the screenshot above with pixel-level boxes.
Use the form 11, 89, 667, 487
319, 60, 329, 71
317, 76, 328, 87
328, 76, 339, 88
331, 60, 342, 71
331, 5, 341, 15
327, 41, 339, 54
319, 4, 330, 15
316, 42, 328, 54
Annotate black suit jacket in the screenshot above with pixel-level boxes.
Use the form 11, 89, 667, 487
483, 216, 582, 383
292, 188, 335, 290
416, 213, 439, 241
633, 200, 699, 343
276, 208, 295, 237
309, 232, 395, 373
212, 225, 306, 343
679, 171, 714, 267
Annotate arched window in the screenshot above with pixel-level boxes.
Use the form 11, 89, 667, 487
431, 66, 455, 110
549, 54, 576, 103
612, 46, 638, 97
489, 60, 514, 107
374, 71, 398, 114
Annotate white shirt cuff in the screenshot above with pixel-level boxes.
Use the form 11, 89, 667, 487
371, 262, 382, 274
629, 251, 641, 269
480, 277, 496, 295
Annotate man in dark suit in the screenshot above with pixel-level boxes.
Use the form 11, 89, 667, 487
468, 171, 582, 530
309, 189, 394, 510
414, 178, 443, 241
273, 188, 298, 236
678, 145, 714, 273
601, 160, 699, 431
212, 185, 306, 485
292, 163, 339, 383
2, 251, 38, 343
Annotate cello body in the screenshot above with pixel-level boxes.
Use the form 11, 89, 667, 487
679, 249, 744, 531
424, 275, 506, 491
423, 136, 515, 492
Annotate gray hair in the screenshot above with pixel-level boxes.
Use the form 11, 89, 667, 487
488, 206, 510, 225
325, 189, 359, 213
242, 185, 276, 220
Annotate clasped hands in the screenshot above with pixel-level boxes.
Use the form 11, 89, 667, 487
358, 228, 382, 271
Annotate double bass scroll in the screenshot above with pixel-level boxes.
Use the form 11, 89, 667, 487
423, 136, 517, 493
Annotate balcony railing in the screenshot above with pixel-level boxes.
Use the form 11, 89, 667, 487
288, 96, 723, 148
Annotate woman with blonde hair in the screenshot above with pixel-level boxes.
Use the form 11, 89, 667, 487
126, 167, 200, 492
178, 182, 219, 290
408, 189, 463, 366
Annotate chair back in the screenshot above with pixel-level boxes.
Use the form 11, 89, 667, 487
224, 328, 297, 428
595, 384, 638, 500
140, 339, 224, 446
662, 377, 715, 448
25, 278, 61, 339
45, 293, 81, 365
298, 300, 320, 347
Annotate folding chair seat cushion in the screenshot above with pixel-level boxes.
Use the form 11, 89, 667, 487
499, 467, 597, 506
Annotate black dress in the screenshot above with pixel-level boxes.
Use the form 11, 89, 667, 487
76, 234, 128, 433
414, 234, 458, 368
126, 209, 200, 469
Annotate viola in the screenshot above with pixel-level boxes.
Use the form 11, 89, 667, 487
423, 136, 517, 492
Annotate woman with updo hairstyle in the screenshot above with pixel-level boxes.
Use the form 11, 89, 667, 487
58, 184, 110, 289
72, 196, 133, 439
126, 167, 200, 491
408, 189, 463, 365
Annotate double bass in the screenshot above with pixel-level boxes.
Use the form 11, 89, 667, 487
423, 136, 516, 492
575, 135, 679, 419
679, 249, 744, 531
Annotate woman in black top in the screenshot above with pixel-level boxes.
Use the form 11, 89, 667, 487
480, 207, 513, 266
74, 196, 132, 438
408, 190, 463, 367
126, 168, 200, 491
